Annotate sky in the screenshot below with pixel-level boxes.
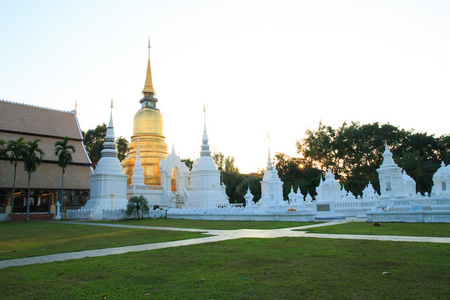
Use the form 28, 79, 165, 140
1, 0, 449, 173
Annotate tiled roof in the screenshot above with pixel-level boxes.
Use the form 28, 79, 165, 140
0, 100, 81, 140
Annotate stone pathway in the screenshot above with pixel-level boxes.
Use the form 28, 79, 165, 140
1, 221, 449, 269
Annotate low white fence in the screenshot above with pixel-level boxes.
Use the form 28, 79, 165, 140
66, 208, 167, 220
66, 209, 93, 220
167, 207, 315, 222
366, 210, 450, 223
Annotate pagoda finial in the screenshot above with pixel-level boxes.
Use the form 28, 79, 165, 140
110, 98, 114, 109
203, 105, 207, 133
142, 38, 156, 96
267, 132, 273, 170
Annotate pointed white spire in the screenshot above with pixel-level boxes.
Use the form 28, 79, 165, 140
381, 142, 397, 167
266, 132, 273, 171
131, 139, 146, 186
108, 99, 114, 129
203, 105, 207, 133
101, 102, 117, 158
200, 105, 211, 157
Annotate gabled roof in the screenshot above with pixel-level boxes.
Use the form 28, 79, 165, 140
0, 100, 82, 140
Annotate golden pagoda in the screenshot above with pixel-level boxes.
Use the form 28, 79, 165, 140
121, 40, 168, 185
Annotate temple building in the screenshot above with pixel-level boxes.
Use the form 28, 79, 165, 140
121, 40, 168, 186
0, 100, 92, 220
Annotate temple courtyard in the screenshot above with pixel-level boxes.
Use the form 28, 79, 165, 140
0, 220, 449, 299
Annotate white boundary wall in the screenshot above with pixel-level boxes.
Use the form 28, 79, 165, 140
367, 210, 450, 223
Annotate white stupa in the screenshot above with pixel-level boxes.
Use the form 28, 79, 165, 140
261, 133, 273, 197
258, 167, 286, 208
431, 162, 450, 197
84, 102, 128, 218
377, 142, 415, 199
316, 169, 341, 202
187, 107, 229, 208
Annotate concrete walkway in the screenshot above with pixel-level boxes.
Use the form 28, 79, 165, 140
1, 221, 449, 270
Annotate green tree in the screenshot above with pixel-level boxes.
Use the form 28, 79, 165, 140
243, 172, 263, 202
274, 153, 322, 199
397, 151, 439, 195
83, 123, 107, 166
296, 121, 444, 196
6, 137, 27, 221
54, 137, 76, 216
83, 124, 129, 165
181, 158, 194, 171
213, 151, 247, 203
437, 134, 450, 164
116, 136, 129, 161
23, 139, 44, 221
126, 195, 150, 219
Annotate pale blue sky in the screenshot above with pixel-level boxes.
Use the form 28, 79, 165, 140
1, 0, 449, 173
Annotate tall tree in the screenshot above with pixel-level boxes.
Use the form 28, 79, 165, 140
6, 137, 27, 221
116, 137, 129, 161
396, 151, 439, 194
83, 123, 107, 166
54, 136, 76, 216
212, 151, 247, 203
23, 139, 44, 221
274, 153, 322, 199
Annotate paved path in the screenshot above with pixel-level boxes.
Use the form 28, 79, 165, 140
1, 221, 449, 269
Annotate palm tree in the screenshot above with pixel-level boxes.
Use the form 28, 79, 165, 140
54, 137, 76, 217
126, 195, 150, 219
6, 137, 27, 221
23, 139, 44, 221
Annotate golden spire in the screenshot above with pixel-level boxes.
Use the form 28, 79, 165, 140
142, 38, 156, 96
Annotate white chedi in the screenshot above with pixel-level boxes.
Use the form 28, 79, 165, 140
244, 187, 254, 207
258, 168, 286, 206
187, 109, 229, 208
84, 105, 128, 217
362, 182, 378, 200
377, 143, 417, 199
432, 162, 450, 197
316, 169, 341, 202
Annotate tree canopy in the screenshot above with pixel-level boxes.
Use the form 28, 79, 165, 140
296, 121, 448, 196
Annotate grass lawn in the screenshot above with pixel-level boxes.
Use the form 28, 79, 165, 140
0, 237, 448, 299
0, 221, 206, 260
90, 218, 319, 230
302, 222, 450, 237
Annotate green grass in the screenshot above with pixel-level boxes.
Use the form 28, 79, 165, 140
1, 237, 448, 299
0, 221, 206, 260
303, 222, 450, 237
90, 218, 319, 230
